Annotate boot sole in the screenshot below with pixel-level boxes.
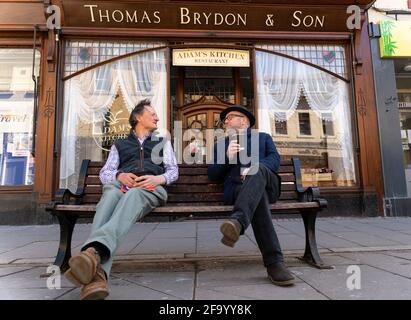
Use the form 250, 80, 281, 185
64, 268, 83, 287
67, 254, 96, 285
220, 221, 240, 247
268, 275, 296, 287
80, 288, 109, 300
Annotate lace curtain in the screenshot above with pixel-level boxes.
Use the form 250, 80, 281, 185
60, 49, 167, 191
256, 50, 355, 183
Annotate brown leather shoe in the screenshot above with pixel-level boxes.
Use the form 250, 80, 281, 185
80, 267, 109, 300
220, 219, 242, 247
64, 247, 101, 287
267, 262, 296, 287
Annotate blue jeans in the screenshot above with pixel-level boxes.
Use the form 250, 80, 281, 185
231, 164, 284, 267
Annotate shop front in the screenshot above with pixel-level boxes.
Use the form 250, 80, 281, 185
0, 0, 382, 224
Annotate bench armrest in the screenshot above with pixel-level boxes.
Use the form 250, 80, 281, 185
46, 188, 85, 211
296, 187, 327, 208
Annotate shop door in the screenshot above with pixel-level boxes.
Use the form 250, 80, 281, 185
180, 95, 232, 161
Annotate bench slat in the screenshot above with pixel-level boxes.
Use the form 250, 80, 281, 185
55, 201, 319, 213
84, 182, 297, 195
88, 159, 294, 168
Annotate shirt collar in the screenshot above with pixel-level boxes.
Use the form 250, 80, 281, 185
132, 130, 153, 141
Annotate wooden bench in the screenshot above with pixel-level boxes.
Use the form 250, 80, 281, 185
46, 158, 330, 271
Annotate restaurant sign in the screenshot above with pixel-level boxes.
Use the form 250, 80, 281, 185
173, 49, 250, 67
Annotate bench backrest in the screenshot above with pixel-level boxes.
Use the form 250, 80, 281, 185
78, 159, 303, 206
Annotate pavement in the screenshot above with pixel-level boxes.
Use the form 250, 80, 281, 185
1, 217, 411, 300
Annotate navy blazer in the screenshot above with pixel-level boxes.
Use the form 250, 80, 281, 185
208, 128, 281, 205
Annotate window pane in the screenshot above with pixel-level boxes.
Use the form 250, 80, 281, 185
273, 113, 288, 135
322, 118, 335, 136
0, 49, 40, 186
298, 113, 311, 136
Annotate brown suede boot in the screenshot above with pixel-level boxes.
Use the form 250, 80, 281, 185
80, 267, 109, 300
64, 247, 101, 287
220, 219, 242, 247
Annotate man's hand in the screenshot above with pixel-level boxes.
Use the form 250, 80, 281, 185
117, 172, 139, 188
227, 140, 244, 161
134, 175, 165, 190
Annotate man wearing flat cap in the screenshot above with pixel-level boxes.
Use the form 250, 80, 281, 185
208, 105, 295, 286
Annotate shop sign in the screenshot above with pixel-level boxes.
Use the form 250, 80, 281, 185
399, 102, 411, 109
380, 20, 411, 58
62, 1, 351, 32
0, 102, 33, 134
173, 48, 249, 67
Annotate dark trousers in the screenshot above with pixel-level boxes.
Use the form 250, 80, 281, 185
231, 164, 284, 267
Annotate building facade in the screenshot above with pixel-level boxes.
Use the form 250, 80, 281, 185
0, 0, 382, 224
368, 0, 411, 216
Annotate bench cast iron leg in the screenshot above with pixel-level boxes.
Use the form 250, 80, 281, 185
53, 213, 78, 272
299, 210, 333, 269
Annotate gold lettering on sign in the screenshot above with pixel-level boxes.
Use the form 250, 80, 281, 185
112, 10, 124, 23
292, 10, 325, 28
84, 4, 161, 24
179, 7, 247, 26
180, 7, 190, 24
99, 10, 110, 22
126, 10, 138, 23
153, 11, 161, 24
84, 4, 98, 22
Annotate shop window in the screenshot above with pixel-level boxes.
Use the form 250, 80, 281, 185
0, 49, 40, 186
398, 92, 411, 197
256, 49, 356, 188
298, 112, 311, 136
60, 45, 168, 192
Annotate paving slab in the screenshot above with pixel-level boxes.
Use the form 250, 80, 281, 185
0, 241, 59, 262
196, 235, 258, 254
337, 252, 411, 279
130, 237, 196, 255
111, 270, 195, 300
199, 283, 328, 300
330, 231, 402, 247
194, 288, 251, 300
293, 264, 411, 300
315, 231, 361, 248
276, 234, 306, 251
0, 288, 73, 300
384, 251, 411, 261
0, 266, 34, 278
316, 221, 356, 233
0, 266, 71, 290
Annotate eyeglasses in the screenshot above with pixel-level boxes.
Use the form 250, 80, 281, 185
223, 114, 245, 122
